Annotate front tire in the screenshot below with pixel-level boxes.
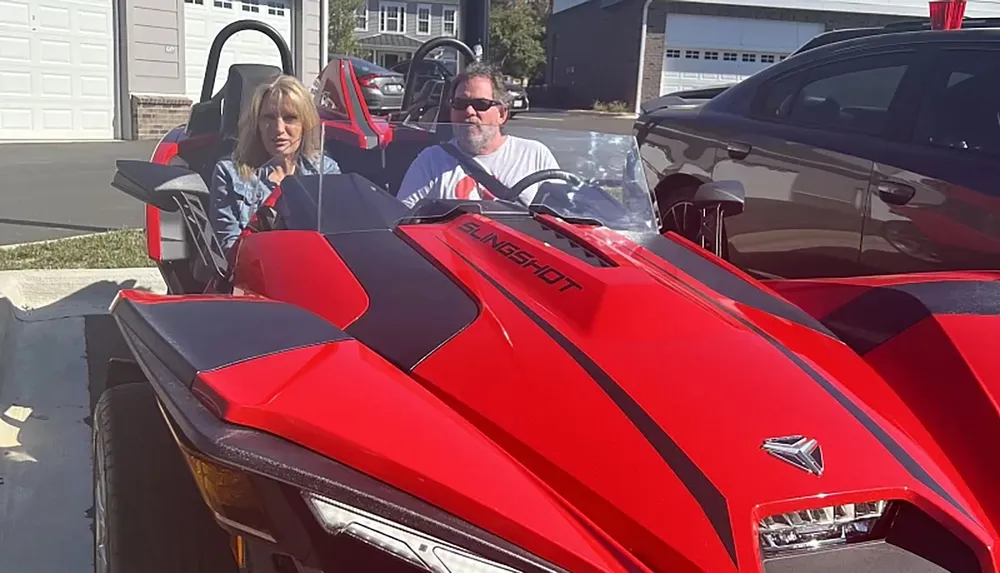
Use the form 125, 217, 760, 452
656, 184, 730, 259
93, 383, 237, 572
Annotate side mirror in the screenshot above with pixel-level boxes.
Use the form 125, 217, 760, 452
693, 180, 745, 217
692, 180, 745, 259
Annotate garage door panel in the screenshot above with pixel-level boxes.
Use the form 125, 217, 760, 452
665, 14, 822, 51
0, 37, 31, 62
36, 4, 71, 30
184, 0, 292, 103
0, 0, 115, 140
0, 1, 31, 27
660, 14, 823, 96
0, 70, 31, 96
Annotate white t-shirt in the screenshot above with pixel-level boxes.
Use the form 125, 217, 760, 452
397, 135, 560, 208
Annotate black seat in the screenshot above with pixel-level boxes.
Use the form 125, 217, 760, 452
187, 63, 281, 139
220, 64, 283, 142
379, 78, 458, 197
180, 63, 284, 186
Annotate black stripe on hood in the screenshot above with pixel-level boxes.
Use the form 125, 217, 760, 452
820, 280, 1000, 354
632, 250, 979, 527
440, 240, 739, 568
626, 232, 838, 339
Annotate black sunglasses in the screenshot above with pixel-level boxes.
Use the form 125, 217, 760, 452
450, 97, 503, 112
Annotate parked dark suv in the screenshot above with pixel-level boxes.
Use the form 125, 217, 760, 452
636, 26, 1000, 279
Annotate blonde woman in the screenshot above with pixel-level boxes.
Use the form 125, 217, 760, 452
210, 74, 340, 250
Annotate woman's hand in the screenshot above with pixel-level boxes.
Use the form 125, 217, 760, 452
268, 165, 287, 185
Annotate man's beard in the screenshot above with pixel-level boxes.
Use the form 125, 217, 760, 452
455, 122, 499, 154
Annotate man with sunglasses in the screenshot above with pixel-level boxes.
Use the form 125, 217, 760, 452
397, 62, 559, 208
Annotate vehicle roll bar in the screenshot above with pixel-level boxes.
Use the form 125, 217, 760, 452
200, 19, 295, 103
400, 37, 478, 112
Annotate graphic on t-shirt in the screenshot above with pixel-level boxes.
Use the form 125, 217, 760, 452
397, 135, 560, 208
454, 174, 496, 201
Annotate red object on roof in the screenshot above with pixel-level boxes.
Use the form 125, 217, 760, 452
929, 0, 967, 30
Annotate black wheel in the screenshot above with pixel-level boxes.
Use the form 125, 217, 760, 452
93, 383, 238, 573
656, 184, 730, 259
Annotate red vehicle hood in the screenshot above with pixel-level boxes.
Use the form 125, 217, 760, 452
169, 211, 993, 573
395, 213, 989, 571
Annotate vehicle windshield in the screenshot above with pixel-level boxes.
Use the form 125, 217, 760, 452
348, 56, 395, 77
257, 120, 657, 235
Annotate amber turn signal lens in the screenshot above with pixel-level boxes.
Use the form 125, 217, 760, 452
178, 446, 277, 542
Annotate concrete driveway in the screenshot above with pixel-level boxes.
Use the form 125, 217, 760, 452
0, 140, 157, 246
0, 111, 635, 247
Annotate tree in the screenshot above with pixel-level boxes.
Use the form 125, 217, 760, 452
489, 0, 547, 79
526, 0, 552, 20
329, 0, 366, 57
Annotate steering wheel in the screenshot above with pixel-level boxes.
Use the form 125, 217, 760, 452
509, 169, 584, 199
511, 169, 643, 229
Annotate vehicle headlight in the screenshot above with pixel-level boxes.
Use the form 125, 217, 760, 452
305, 491, 549, 573
758, 500, 891, 554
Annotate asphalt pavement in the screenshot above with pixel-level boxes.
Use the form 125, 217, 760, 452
0, 110, 636, 246
513, 109, 637, 135
0, 140, 157, 245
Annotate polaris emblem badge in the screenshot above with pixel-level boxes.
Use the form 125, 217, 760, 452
762, 435, 824, 476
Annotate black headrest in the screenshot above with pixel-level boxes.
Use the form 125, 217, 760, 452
220, 63, 283, 141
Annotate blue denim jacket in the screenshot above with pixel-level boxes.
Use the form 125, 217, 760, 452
210, 153, 341, 250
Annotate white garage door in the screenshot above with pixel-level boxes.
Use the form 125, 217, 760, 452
0, 0, 116, 140
660, 14, 824, 96
183, 0, 293, 105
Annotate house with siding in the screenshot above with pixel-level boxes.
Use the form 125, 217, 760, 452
352, 0, 463, 72
546, 0, 1000, 112
0, 0, 328, 141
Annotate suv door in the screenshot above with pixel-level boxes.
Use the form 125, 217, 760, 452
861, 42, 1000, 273
715, 49, 927, 279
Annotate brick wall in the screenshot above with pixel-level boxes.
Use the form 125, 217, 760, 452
641, 1, 668, 104
130, 95, 193, 140
640, 0, 923, 102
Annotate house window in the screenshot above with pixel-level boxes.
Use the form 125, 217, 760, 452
184, 0, 204, 5
214, 0, 232, 7
242, 0, 260, 13
665, 49, 681, 58
761, 54, 776, 64
685, 50, 699, 59
742, 53, 757, 62
417, 4, 431, 35
443, 7, 457, 36
355, 4, 367, 30
267, 1, 284, 16
380, 2, 406, 33
723, 52, 737, 61
704, 51, 719, 60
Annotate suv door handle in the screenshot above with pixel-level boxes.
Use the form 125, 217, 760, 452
875, 181, 916, 206
727, 142, 752, 160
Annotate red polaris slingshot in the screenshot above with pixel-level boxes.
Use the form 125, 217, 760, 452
93, 19, 1000, 573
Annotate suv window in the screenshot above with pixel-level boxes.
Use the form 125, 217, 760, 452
912, 48, 1000, 158
754, 53, 914, 136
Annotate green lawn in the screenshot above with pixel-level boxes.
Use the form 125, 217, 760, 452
0, 229, 153, 270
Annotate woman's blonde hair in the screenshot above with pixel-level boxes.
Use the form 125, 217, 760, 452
232, 74, 323, 180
